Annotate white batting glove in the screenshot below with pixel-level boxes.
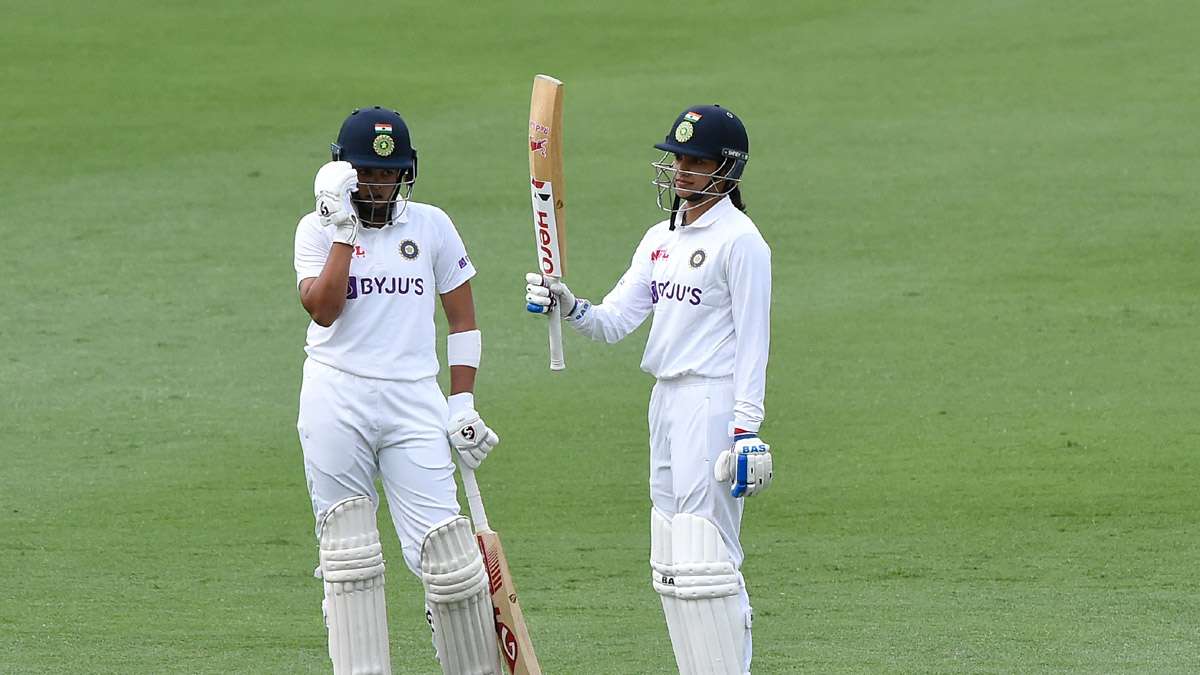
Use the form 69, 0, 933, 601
525, 272, 587, 320
714, 431, 773, 497
446, 393, 499, 470
314, 161, 360, 246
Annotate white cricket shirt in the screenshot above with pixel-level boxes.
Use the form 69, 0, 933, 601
568, 196, 771, 431
293, 202, 476, 380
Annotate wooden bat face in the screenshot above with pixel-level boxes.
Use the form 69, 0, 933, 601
477, 531, 541, 674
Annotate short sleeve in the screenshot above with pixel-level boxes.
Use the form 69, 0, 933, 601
294, 214, 330, 287
432, 210, 477, 293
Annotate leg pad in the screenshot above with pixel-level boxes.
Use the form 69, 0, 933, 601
651, 511, 747, 675
421, 516, 502, 675
319, 496, 391, 675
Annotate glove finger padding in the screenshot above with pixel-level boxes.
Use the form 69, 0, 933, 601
314, 161, 358, 197
733, 453, 773, 497
526, 284, 552, 310
720, 434, 773, 498
526, 273, 551, 315
448, 410, 497, 470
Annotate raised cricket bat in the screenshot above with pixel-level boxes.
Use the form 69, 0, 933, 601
529, 74, 568, 371
461, 467, 542, 674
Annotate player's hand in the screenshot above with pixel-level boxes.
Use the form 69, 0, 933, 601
525, 272, 586, 320
714, 432, 773, 497
314, 161, 360, 246
447, 393, 499, 470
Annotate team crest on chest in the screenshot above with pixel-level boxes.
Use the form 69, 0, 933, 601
689, 249, 706, 268
398, 239, 420, 260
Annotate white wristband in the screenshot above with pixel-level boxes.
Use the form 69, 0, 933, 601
447, 329, 482, 368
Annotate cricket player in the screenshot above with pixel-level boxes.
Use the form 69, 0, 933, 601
294, 106, 503, 674
525, 105, 773, 674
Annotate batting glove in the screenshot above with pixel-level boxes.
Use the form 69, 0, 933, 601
447, 393, 499, 470
525, 272, 587, 320
714, 431, 773, 498
314, 161, 360, 246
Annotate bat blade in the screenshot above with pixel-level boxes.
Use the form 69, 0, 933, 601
477, 530, 542, 674
462, 468, 541, 674
529, 74, 567, 371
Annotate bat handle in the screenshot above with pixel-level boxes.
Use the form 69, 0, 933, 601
548, 276, 565, 371
460, 465, 491, 532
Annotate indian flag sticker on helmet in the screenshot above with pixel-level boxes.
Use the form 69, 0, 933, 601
674, 120, 694, 143
684, 111, 703, 123
374, 123, 393, 134
373, 134, 395, 157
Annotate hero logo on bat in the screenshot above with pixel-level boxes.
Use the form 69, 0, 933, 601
530, 178, 562, 277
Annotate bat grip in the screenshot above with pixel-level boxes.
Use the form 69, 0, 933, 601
548, 276, 565, 371
460, 465, 491, 532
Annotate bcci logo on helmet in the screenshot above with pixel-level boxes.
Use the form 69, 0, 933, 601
373, 134, 395, 157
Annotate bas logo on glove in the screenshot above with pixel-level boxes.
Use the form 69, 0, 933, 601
714, 430, 774, 498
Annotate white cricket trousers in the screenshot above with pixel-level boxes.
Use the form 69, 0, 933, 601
297, 357, 459, 575
648, 374, 753, 670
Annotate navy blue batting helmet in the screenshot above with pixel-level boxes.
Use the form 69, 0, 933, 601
654, 104, 749, 180
331, 106, 418, 174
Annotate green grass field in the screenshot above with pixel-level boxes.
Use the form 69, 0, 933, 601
3, 1, 1198, 672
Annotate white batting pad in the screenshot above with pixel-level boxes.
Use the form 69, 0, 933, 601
318, 496, 391, 675
420, 516, 502, 675
652, 512, 747, 675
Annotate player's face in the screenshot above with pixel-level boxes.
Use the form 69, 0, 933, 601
356, 168, 402, 200
672, 154, 722, 200
353, 167, 404, 227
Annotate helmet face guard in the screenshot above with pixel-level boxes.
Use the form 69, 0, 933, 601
650, 152, 743, 215
346, 171, 416, 227
331, 106, 419, 227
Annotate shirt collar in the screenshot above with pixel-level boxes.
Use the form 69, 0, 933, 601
392, 203, 410, 225
680, 195, 733, 230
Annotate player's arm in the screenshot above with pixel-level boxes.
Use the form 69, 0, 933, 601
440, 281, 499, 470
728, 233, 771, 432
440, 281, 478, 396
299, 245, 352, 327
297, 161, 362, 327
714, 233, 774, 497
526, 236, 655, 343
431, 213, 499, 470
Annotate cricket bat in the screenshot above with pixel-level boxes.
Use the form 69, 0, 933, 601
529, 74, 568, 371
461, 467, 542, 674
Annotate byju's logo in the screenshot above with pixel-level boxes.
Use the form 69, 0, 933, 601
649, 280, 702, 305
346, 276, 425, 299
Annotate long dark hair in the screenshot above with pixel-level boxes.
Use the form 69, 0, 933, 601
729, 186, 747, 213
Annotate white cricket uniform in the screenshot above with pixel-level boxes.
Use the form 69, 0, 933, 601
567, 195, 771, 669
294, 201, 475, 574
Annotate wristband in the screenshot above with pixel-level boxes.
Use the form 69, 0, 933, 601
447, 329, 481, 368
